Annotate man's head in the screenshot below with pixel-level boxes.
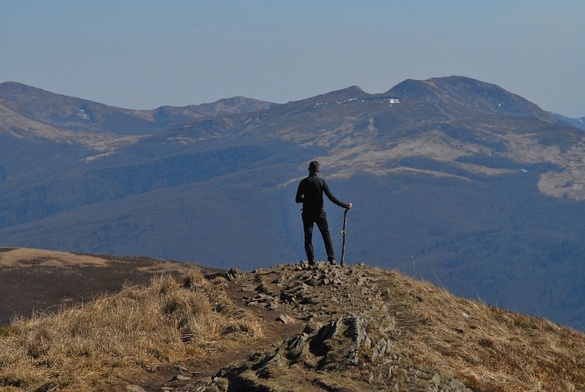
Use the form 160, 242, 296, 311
308, 160, 320, 174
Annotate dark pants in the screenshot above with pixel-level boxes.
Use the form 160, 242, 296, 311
302, 209, 335, 263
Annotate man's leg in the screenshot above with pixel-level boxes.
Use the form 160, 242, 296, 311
315, 210, 336, 263
302, 212, 315, 263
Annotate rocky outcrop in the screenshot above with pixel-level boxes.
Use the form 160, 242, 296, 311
189, 262, 475, 392
203, 313, 471, 392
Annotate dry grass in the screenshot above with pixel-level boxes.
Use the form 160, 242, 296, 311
379, 270, 585, 391
0, 271, 262, 391
0, 248, 109, 268
2, 260, 585, 391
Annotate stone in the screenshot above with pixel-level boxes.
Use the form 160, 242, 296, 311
371, 338, 388, 362
125, 385, 147, 392
171, 374, 191, 381
226, 267, 240, 281
276, 314, 296, 324
241, 284, 256, 292
287, 332, 309, 351
450, 378, 465, 391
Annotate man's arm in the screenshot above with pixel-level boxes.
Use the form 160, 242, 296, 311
322, 180, 349, 208
295, 181, 304, 204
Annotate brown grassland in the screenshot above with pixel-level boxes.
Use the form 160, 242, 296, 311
0, 269, 263, 391
0, 249, 585, 391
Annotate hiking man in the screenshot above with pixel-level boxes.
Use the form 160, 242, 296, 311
295, 161, 352, 265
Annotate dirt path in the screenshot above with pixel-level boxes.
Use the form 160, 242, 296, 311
143, 270, 306, 392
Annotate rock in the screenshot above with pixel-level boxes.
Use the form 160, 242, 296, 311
226, 267, 240, 281
244, 293, 279, 309
317, 262, 328, 271
450, 378, 465, 391
208, 377, 229, 391
287, 332, 309, 359
125, 385, 147, 392
371, 338, 389, 363
240, 284, 256, 292
343, 316, 369, 366
256, 353, 284, 378
276, 314, 296, 324
170, 374, 191, 381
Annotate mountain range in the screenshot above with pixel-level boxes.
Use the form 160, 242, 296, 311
1, 76, 584, 331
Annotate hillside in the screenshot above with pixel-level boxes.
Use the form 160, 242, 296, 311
1, 76, 585, 332
0, 249, 584, 391
0, 247, 204, 326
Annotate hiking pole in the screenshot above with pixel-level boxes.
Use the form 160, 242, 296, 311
340, 207, 350, 267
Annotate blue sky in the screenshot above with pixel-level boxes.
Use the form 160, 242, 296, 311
1, 1, 583, 117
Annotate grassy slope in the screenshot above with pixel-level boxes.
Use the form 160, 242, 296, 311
1, 251, 584, 391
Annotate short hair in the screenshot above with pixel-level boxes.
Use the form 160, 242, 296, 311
308, 160, 320, 173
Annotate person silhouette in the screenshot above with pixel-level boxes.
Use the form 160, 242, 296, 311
295, 161, 352, 265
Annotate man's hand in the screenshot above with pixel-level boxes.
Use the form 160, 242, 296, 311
347, 202, 353, 209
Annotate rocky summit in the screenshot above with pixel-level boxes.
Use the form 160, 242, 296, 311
170, 262, 585, 392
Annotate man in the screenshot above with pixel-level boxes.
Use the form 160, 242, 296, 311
295, 161, 352, 265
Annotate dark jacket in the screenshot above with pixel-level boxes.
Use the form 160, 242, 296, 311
295, 173, 348, 213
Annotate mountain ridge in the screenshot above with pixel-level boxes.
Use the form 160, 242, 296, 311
0, 81, 272, 136
552, 112, 585, 131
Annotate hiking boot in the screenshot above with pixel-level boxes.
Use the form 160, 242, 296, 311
328, 259, 337, 265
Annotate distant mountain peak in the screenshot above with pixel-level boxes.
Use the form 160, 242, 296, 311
304, 85, 369, 103
388, 75, 556, 122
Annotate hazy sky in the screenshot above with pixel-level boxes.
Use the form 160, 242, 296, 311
1, 1, 583, 117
